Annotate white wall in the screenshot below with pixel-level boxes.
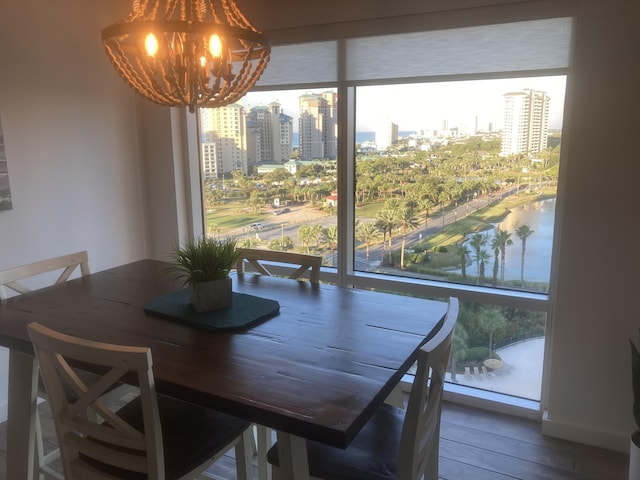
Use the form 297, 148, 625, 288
541, 0, 640, 451
0, 0, 639, 454
0, 0, 151, 420
0, 0, 148, 272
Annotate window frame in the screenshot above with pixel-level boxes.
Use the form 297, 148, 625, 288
190, 9, 577, 417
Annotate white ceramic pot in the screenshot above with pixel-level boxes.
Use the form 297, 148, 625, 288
630, 432, 640, 480
189, 277, 233, 312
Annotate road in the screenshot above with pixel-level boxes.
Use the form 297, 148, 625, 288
230, 182, 548, 272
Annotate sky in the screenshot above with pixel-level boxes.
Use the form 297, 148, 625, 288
240, 75, 567, 134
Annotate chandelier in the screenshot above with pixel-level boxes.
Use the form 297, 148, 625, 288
101, 0, 270, 113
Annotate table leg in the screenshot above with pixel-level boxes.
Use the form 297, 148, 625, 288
276, 432, 310, 480
6, 350, 38, 480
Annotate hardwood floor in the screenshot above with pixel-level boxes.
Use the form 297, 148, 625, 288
0, 401, 628, 479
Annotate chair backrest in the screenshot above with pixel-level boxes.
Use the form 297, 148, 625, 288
27, 322, 165, 480
236, 248, 322, 284
0, 251, 89, 300
398, 297, 459, 480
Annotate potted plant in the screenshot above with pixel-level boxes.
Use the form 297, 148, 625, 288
630, 331, 640, 479
169, 235, 240, 312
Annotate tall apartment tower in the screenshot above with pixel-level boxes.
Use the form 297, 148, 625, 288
375, 118, 399, 150
200, 103, 248, 178
500, 89, 550, 156
298, 92, 337, 161
246, 102, 293, 166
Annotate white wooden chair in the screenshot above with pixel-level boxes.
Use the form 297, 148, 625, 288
236, 249, 322, 480
267, 297, 459, 480
27, 322, 253, 480
0, 251, 92, 479
236, 249, 322, 285
0, 251, 90, 300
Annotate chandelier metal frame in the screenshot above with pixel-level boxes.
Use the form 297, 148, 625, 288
102, 0, 270, 112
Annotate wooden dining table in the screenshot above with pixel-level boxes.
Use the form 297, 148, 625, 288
0, 259, 448, 480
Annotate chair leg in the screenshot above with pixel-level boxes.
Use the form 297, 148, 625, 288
256, 425, 272, 480
35, 403, 64, 480
234, 429, 254, 480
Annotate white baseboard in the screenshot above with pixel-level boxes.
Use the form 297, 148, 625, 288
541, 410, 630, 453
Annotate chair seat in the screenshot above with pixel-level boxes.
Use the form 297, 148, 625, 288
83, 394, 251, 480
268, 404, 405, 480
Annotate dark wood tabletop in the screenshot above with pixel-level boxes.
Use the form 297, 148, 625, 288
0, 259, 447, 449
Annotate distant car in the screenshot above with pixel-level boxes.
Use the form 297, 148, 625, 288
273, 210, 282, 216
282, 207, 291, 213
249, 223, 264, 230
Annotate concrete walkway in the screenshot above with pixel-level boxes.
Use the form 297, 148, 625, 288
448, 337, 545, 400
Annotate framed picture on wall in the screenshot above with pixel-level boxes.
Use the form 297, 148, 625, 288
0, 114, 13, 211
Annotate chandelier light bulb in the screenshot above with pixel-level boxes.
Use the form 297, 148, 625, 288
144, 33, 159, 57
209, 34, 223, 58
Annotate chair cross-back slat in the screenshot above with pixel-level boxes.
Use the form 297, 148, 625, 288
0, 251, 89, 300
236, 248, 322, 284
28, 322, 161, 476
27, 322, 252, 480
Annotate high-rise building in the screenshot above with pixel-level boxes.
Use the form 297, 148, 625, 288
298, 92, 337, 161
246, 102, 293, 166
375, 118, 398, 150
200, 103, 247, 177
500, 89, 550, 156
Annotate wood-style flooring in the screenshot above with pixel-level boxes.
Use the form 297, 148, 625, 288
0, 401, 629, 479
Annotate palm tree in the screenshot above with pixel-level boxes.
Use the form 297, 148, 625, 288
418, 197, 435, 233
477, 249, 491, 285
375, 209, 398, 266
454, 243, 470, 281
491, 228, 513, 282
310, 224, 322, 252
515, 224, 535, 287
468, 233, 487, 284
321, 226, 338, 266
491, 244, 499, 286
450, 323, 468, 383
477, 307, 507, 357
357, 222, 381, 271
396, 207, 419, 269
297, 224, 314, 254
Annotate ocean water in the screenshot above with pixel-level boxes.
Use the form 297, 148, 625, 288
292, 131, 416, 147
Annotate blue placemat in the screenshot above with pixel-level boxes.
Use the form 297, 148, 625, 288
143, 289, 280, 332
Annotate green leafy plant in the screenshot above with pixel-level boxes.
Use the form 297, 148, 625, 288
631, 331, 640, 442
169, 236, 240, 286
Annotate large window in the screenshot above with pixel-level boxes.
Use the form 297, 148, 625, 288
197, 16, 574, 407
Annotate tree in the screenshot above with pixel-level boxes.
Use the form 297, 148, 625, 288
357, 222, 382, 271
491, 228, 513, 283
239, 238, 257, 249
450, 323, 469, 383
477, 307, 507, 357
321, 226, 338, 266
515, 224, 535, 287
375, 209, 398, 266
418, 197, 435, 233
477, 249, 491, 285
396, 207, 419, 269
491, 244, 499, 286
297, 225, 315, 254
454, 243, 470, 281
468, 233, 487, 284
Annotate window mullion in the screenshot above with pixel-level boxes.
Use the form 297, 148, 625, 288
336, 40, 355, 287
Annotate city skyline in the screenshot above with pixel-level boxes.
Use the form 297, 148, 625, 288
241, 75, 567, 135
